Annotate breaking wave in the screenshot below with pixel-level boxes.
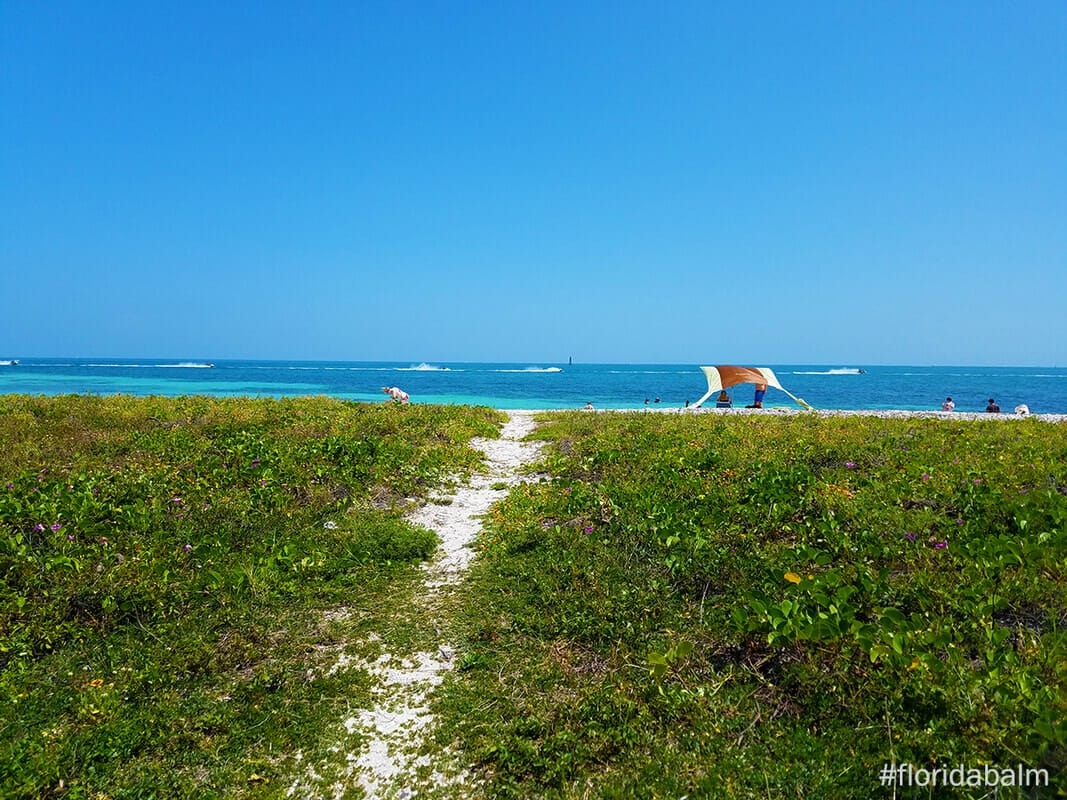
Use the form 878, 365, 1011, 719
497, 367, 563, 373
400, 363, 451, 371
793, 368, 864, 375
85, 362, 215, 369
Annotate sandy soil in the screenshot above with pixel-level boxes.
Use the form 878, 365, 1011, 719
341, 411, 543, 799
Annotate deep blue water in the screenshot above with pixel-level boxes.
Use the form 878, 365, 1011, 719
1, 359, 1066, 414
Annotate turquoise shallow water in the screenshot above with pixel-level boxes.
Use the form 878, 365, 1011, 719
2, 360, 1066, 414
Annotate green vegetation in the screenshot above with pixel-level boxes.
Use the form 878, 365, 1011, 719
5, 400, 1065, 798
0, 394, 502, 798
437, 412, 1067, 798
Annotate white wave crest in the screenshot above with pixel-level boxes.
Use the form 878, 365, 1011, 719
85, 362, 214, 368
498, 367, 563, 373
400, 363, 451, 371
793, 368, 864, 375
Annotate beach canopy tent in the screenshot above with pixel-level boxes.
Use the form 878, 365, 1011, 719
692, 366, 814, 410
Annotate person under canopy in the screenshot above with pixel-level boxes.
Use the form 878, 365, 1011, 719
691, 366, 813, 410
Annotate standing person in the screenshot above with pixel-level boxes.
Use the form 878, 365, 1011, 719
942, 397, 955, 411
747, 383, 767, 408
382, 386, 410, 404
985, 398, 1001, 413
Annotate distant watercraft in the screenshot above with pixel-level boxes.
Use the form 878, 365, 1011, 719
0, 359, 18, 366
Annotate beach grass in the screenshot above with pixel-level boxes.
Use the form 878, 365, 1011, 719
0, 394, 503, 798
3, 398, 1065, 798
433, 411, 1066, 798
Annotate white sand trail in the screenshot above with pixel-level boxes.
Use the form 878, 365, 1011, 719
340, 411, 542, 799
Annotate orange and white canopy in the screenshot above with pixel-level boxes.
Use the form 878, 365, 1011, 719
692, 366, 813, 410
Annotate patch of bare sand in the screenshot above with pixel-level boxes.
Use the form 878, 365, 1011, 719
288, 411, 541, 799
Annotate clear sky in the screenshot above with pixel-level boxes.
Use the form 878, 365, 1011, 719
2, 2, 1065, 366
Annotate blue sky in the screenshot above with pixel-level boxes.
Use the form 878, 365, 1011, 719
2, 2, 1065, 365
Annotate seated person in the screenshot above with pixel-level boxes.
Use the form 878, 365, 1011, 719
985, 398, 1001, 413
941, 397, 955, 411
715, 390, 732, 408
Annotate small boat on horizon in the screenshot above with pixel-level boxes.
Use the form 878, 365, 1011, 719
0, 359, 18, 366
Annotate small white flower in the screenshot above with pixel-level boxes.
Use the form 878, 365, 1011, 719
323, 521, 338, 530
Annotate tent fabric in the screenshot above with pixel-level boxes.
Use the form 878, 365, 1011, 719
692, 366, 813, 410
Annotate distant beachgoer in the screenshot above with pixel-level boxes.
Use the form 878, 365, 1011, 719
985, 398, 1001, 413
942, 397, 955, 411
1015, 404, 1030, 415
747, 383, 767, 409
382, 386, 410, 404
584, 401, 594, 410
715, 390, 732, 408
644, 398, 650, 405
654, 397, 661, 403
684, 399, 690, 408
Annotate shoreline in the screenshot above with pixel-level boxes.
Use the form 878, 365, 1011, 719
514, 406, 1067, 422
4, 391, 1065, 421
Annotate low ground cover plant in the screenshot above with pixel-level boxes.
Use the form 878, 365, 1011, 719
0, 394, 502, 798
439, 412, 1066, 798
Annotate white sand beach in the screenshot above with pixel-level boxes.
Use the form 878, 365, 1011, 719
510, 407, 1067, 423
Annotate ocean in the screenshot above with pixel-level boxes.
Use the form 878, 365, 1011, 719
2, 359, 1066, 414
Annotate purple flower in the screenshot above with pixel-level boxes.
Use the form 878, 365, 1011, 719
564, 487, 572, 493
956, 518, 964, 525
32, 523, 45, 532
100, 537, 108, 545
845, 461, 856, 469
258, 480, 267, 486
67, 534, 75, 541
183, 544, 192, 553
5, 482, 13, 489
973, 479, 981, 485
904, 532, 917, 541
583, 525, 593, 534
922, 474, 932, 481
251, 458, 261, 467
50, 523, 62, 532
935, 540, 948, 549
171, 497, 183, 504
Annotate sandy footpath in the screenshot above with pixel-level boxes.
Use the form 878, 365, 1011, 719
343, 411, 543, 798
